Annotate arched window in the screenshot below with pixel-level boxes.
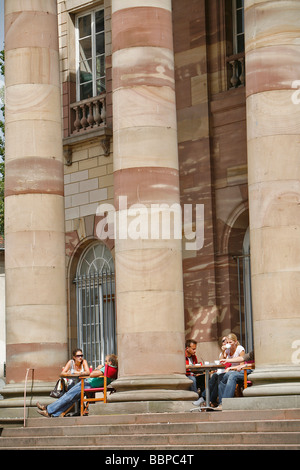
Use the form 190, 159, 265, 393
74, 242, 116, 369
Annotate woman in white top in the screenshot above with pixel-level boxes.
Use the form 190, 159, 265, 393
61, 348, 90, 389
217, 333, 246, 409
220, 333, 245, 368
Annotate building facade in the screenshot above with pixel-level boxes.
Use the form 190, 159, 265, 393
2, 0, 300, 408
60, 0, 251, 363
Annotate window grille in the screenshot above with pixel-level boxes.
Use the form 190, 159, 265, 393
235, 254, 253, 353
74, 243, 116, 369
234, 228, 253, 353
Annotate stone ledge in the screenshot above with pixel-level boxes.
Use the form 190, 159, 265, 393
223, 395, 300, 410
90, 400, 198, 416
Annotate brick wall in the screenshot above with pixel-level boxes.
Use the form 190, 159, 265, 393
57, 0, 114, 261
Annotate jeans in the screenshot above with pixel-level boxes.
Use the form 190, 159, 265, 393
187, 375, 198, 393
202, 372, 225, 403
47, 380, 92, 417
187, 374, 205, 394
218, 370, 252, 404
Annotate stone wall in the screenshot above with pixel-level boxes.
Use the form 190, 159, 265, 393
173, 0, 248, 360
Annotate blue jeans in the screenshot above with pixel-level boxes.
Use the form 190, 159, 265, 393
218, 370, 252, 404
187, 374, 205, 394
187, 375, 198, 393
202, 372, 225, 403
47, 380, 92, 417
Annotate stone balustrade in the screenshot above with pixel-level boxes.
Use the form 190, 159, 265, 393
227, 53, 245, 89
71, 94, 107, 133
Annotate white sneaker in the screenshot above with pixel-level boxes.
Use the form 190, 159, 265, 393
192, 396, 205, 406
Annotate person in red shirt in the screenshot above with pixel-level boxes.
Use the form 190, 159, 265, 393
185, 339, 204, 395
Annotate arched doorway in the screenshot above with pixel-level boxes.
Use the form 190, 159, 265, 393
74, 242, 116, 369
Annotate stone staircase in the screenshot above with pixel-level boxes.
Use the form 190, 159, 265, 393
0, 408, 300, 450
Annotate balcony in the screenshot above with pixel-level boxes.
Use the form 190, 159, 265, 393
63, 93, 112, 165
226, 53, 245, 89
71, 94, 107, 132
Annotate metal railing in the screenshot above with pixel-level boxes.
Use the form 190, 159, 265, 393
23, 368, 34, 427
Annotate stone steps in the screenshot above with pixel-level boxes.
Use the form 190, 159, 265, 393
0, 431, 299, 449
2, 418, 300, 437
1, 409, 300, 450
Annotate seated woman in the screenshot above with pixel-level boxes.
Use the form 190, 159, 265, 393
61, 348, 90, 389
37, 354, 118, 417
217, 353, 254, 409
219, 333, 246, 367
216, 334, 250, 410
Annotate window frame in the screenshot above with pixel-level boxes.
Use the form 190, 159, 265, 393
75, 7, 106, 102
75, 242, 116, 369
232, 0, 244, 54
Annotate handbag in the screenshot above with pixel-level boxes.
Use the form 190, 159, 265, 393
50, 377, 67, 398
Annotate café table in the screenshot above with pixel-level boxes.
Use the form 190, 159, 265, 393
188, 363, 225, 411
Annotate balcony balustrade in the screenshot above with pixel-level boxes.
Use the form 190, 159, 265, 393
63, 94, 111, 164
70, 94, 107, 133
227, 53, 245, 89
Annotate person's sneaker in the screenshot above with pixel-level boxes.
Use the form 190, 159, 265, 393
192, 396, 205, 406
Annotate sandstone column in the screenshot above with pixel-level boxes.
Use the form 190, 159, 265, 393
4, 1, 67, 385
244, 0, 300, 403
111, 0, 193, 401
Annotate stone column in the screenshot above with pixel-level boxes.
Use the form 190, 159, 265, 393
244, 0, 300, 404
111, 0, 193, 401
4, 1, 67, 385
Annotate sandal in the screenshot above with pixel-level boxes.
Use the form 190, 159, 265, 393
36, 402, 46, 411
37, 408, 51, 418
